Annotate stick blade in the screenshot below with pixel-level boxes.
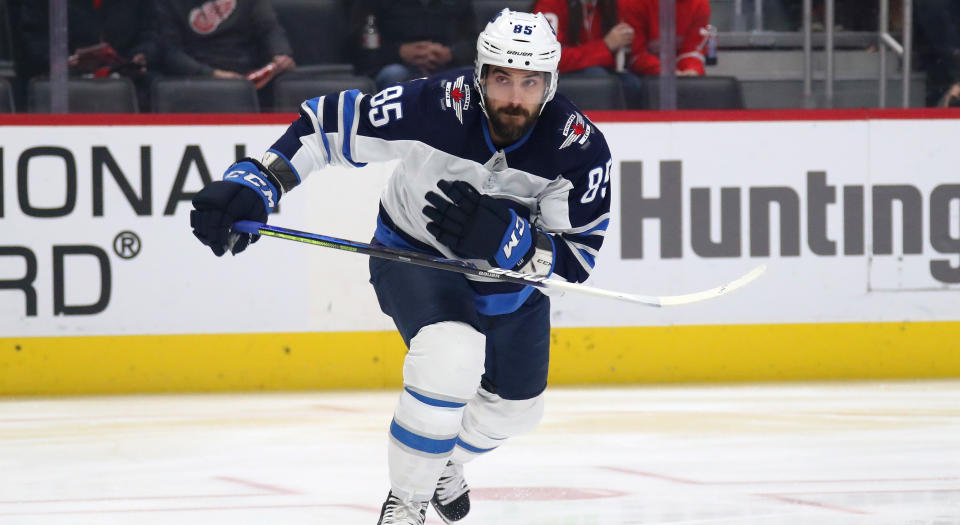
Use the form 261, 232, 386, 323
657, 264, 767, 306
544, 265, 765, 307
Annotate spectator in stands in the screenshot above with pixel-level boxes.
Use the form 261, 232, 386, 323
156, 0, 295, 105
532, 0, 710, 108
623, 0, 712, 76
531, 0, 632, 74
348, 0, 477, 90
16, 0, 161, 111
914, 0, 960, 106
531, 0, 643, 107
534, 0, 710, 76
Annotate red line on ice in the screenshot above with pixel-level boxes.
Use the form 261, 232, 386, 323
758, 494, 870, 515
214, 476, 301, 495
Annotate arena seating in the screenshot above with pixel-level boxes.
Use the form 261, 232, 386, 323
642, 76, 745, 109
558, 74, 628, 110
29, 77, 138, 113
272, 75, 377, 113
0, 0, 931, 112
151, 78, 259, 113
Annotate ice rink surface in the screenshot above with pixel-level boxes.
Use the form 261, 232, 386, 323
1, 380, 958, 525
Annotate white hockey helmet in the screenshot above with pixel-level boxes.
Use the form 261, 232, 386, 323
474, 8, 562, 115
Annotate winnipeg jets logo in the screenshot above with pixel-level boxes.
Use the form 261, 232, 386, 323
443, 75, 471, 124
559, 112, 591, 150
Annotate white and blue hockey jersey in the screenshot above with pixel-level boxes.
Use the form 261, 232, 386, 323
264, 68, 612, 316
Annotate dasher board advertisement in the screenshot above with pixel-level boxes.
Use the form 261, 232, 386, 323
1, 113, 956, 337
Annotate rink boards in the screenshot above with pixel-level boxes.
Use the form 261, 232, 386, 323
1, 110, 958, 395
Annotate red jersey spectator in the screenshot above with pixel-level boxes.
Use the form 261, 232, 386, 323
533, 0, 711, 76
624, 0, 711, 76
532, 0, 630, 73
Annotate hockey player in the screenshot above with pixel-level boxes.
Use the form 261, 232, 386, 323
189, 9, 612, 525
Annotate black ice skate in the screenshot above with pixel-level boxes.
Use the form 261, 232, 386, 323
430, 461, 470, 523
377, 491, 427, 525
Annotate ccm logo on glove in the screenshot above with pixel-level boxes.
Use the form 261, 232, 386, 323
496, 211, 532, 268
224, 164, 277, 212
502, 215, 526, 259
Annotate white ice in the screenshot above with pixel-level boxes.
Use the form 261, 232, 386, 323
1, 381, 958, 524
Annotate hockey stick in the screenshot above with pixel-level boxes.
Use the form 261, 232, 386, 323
231, 220, 765, 307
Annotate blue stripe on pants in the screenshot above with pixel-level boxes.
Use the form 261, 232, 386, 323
404, 387, 467, 408
455, 437, 497, 454
390, 420, 457, 455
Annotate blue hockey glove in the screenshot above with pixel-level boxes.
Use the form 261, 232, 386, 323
190, 158, 280, 256
423, 180, 535, 270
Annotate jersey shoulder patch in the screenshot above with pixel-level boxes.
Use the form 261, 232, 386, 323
541, 93, 606, 156
439, 73, 474, 124
419, 67, 478, 126
558, 110, 593, 150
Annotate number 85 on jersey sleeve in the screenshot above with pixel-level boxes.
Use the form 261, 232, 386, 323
368, 86, 404, 127
580, 158, 612, 204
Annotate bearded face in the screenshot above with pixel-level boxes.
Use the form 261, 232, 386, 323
487, 101, 537, 142
481, 66, 548, 145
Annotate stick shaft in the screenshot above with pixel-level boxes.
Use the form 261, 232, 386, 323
233, 220, 551, 289
232, 221, 765, 307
